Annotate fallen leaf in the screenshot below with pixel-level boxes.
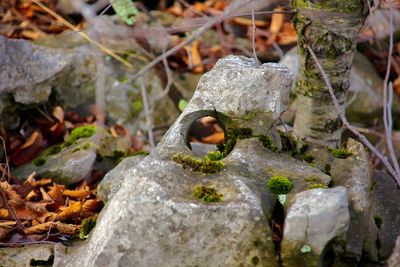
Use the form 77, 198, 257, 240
0, 227, 8, 241
0, 181, 24, 205
63, 189, 90, 200
13, 205, 42, 220
232, 17, 268, 27
270, 6, 284, 34
47, 184, 65, 204
57, 201, 82, 221
0, 208, 9, 219
10, 129, 44, 166
52, 106, 65, 122
40, 187, 53, 202
25, 202, 48, 213
201, 132, 225, 144
82, 199, 103, 213
25, 190, 39, 201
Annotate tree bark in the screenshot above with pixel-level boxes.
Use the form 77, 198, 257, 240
292, 0, 370, 147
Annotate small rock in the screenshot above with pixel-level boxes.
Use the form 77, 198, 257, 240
0, 244, 54, 267
281, 186, 350, 267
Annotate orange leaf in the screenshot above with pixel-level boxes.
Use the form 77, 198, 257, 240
24, 221, 53, 235
63, 189, 90, 200
270, 7, 284, 34
29, 178, 52, 188
40, 187, 54, 202
57, 201, 82, 221
201, 132, 225, 144
0, 181, 23, 205
13, 205, 42, 220
25, 190, 39, 201
55, 222, 80, 235
82, 199, 103, 213
231, 17, 268, 27
25, 202, 48, 213
24, 221, 80, 235
52, 106, 65, 122
47, 184, 65, 204
0, 208, 9, 219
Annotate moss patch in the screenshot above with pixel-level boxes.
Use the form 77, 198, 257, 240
251, 256, 260, 265
172, 153, 224, 173
192, 185, 223, 202
374, 216, 383, 229
78, 216, 97, 239
217, 127, 252, 156
259, 135, 277, 152
327, 147, 352, 159
69, 125, 96, 142
305, 183, 328, 190
205, 151, 224, 161
267, 175, 293, 195
33, 157, 46, 167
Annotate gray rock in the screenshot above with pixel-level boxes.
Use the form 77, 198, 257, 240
190, 142, 218, 157
388, 236, 400, 267
281, 187, 350, 267
330, 139, 373, 261
366, 170, 400, 261
0, 244, 54, 267
157, 55, 293, 157
97, 155, 146, 203
279, 48, 400, 125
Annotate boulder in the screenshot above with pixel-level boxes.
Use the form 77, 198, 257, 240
0, 244, 54, 267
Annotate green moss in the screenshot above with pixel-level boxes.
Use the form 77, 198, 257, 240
374, 216, 383, 229
192, 185, 223, 202
267, 175, 293, 195
324, 164, 331, 175
131, 100, 143, 117
79, 216, 97, 239
42, 144, 63, 156
303, 154, 314, 164
33, 157, 46, 166
305, 183, 328, 190
82, 143, 90, 150
259, 135, 277, 152
132, 150, 150, 156
278, 131, 298, 152
205, 151, 224, 161
304, 176, 319, 182
69, 125, 96, 142
251, 256, 260, 265
172, 153, 224, 173
217, 127, 252, 156
328, 147, 352, 159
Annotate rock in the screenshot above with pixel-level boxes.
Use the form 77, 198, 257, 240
330, 139, 373, 261
189, 142, 218, 157
13, 126, 130, 185
0, 244, 54, 267
279, 48, 400, 126
157, 55, 293, 157
388, 236, 400, 267
97, 155, 146, 203
366, 170, 400, 261
281, 187, 350, 267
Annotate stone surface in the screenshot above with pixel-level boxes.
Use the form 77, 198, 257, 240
0, 244, 54, 267
97, 155, 146, 203
157, 55, 293, 157
279, 48, 400, 125
388, 236, 400, 267
281, 187, 350, 267
330, 139, 373, 261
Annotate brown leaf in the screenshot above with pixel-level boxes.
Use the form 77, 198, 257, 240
82, 199, 103, 213
24, 221, 80, 235
0, 208, 9, 219
47, 184, 65, 204
10, 129, 44, 166
57, 201, 82, 221
270, 6, 284, 34
40, 187, 53, 202
25, 202, 48, 213
52, 106, 65, 122
25, 190, 39, 201
201, 132, 225, 144
29, 178, 52, 188
0, 181, 23, 206
63, 189, 90, 200
231, 17, 268, 27
0, 227, 9, 241
24, 221, 52, 235
55, 222, 80, 235
13, 205, 42, 220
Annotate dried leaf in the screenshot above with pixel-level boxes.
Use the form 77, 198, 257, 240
52, 106, 65, 122
10, 130, 44, 166
0, 181, 23, 205
25, 190, 39, 201
55, 222, 80, 235
232, 17, 268, 27
0, 208, 9, 219
40, 187, 53, 202
24, 221, 52, 235
21, 30, 43, 39
63, 189, 90, 200
29, 178, 52, 188
25, 202, 48, 213
82, 199, 103, 213
57, 201, 82, 221
270, 7, 284, 34
0, 227, 8, 241
13, 205, 42, 220
201, 132, 225, 144
47, 184, 65, 203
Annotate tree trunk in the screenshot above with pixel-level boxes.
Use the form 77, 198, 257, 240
292, 0, 370, 147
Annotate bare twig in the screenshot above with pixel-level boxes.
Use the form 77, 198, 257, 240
251, 0, 258, 62
32, 0, 133, 69
305, 44, 400, 186
131, 2, 268, 81
382, 8, 400, 176
139, 78, 155, 149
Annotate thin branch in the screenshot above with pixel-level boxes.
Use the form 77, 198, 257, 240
131, 2, 269, 81
251, 0, 258, 62
32, 0, 133, 69
305, 44, 400, 186
139, 78, 155, 149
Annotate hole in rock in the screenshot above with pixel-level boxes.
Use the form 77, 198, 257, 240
187, 116, 225, 157
270, 201, 285, 266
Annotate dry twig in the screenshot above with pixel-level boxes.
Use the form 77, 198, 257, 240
305, 44, 400, 186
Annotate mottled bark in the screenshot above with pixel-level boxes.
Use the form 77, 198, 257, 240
292, 0, 370, 147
